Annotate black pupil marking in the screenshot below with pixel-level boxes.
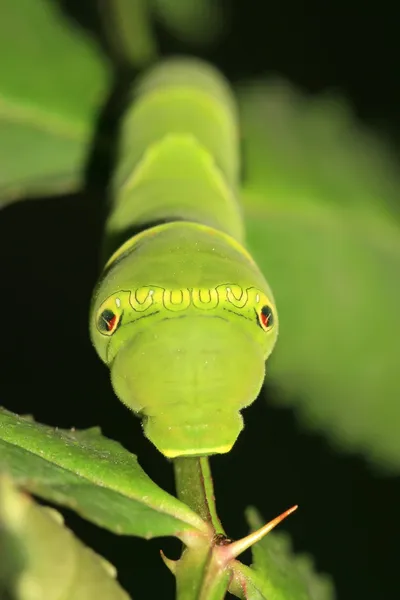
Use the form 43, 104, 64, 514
99, 309, 117, 332
261, 305, 273, 328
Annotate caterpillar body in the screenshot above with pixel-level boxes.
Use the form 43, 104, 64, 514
89, 58, 278, 458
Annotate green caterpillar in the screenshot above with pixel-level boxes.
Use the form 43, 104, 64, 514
89, 58, 278, 458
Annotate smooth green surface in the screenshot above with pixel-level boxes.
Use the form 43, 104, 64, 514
112, 57, 240, 193
0, 408, 207, 538
0, 476, 130, 600
239, 81, 400, 469
229, 508, 335, 600
91, 60, 278, 458
0, 0, 110, 206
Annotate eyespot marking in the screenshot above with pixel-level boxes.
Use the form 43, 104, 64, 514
95, 286, 276, 335
95, 291, 130, 336
258, 305, 274, 331
98, 309, 120, 335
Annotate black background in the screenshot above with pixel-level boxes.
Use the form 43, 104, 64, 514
0, 1, 399, 598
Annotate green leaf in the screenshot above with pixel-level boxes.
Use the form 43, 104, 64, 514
0, 476, 131, 600
239, 80, 400, 470
230, 508, 335, 600
0, 408, 207, 539
0, 0, 110, 207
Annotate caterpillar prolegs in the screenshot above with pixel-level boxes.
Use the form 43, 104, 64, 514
89, 58, 278, 458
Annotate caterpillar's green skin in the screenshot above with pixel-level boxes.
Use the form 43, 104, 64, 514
90, 59, 278, 458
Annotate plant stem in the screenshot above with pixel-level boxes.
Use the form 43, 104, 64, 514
175, 544, 231, 600
100, 0, 157, 67
173, 458, 229, 599
173, 457, 224, 534
197, 553, 231, 600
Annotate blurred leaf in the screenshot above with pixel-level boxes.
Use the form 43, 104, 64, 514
230, 508, 335, 600
0, 408, 207, 539
151, 0, 225, 46
99, 0, 157, 67
0, 476, 131, 600
239, 80, 400, 471
0, 0, 110, 207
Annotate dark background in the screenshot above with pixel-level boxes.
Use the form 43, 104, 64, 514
0, 1, 399, 598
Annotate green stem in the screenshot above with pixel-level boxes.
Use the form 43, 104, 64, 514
197, 554, 231, 600
100, 0, 157, 67
175, 545, 230, 600
173, 457, 224, 534
173, 458, 229, 600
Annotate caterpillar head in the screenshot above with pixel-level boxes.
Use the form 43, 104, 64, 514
90, 284, 277, 458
